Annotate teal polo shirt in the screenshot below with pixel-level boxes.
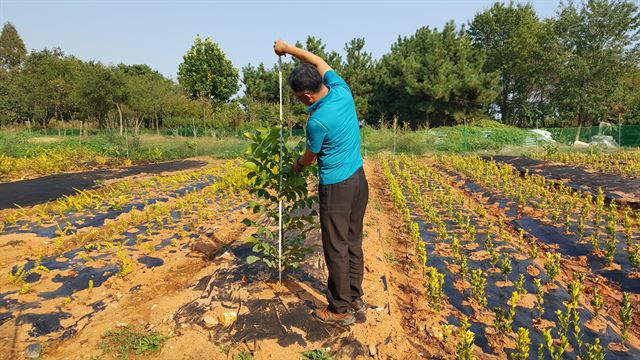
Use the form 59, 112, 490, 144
305, 70, 363, 185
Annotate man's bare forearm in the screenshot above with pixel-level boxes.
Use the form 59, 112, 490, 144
300, 148, 316, 166
274, 40, 331, 76
283, 44, 322, 66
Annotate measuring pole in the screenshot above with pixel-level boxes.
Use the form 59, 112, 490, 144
278, 56, 283, 283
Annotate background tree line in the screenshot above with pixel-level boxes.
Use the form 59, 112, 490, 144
1, 0, 639, 134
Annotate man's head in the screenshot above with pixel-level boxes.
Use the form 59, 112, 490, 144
288, 64, 326, 106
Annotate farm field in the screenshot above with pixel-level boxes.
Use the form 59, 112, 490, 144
1, 153, 639, 360
530, 149, 640, 179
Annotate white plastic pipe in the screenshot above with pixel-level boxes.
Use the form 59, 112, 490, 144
278, 56, 283, 284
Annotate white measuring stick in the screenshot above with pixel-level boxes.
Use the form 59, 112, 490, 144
278, 55, 283, 284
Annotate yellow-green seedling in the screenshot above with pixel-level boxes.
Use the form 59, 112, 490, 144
455, 317, 476, 360
510, 328, 530, 360
425, 267, 445, 311
470, 269, 487, 308
619, 292, 633, 346
544, 252, 561, 282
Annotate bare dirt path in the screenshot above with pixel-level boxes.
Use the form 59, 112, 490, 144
0, 159, 209, 210
2, 159, 444, 360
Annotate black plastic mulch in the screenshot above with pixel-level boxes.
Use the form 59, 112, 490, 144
487, 156, 640, 209
0, 159, 208, 210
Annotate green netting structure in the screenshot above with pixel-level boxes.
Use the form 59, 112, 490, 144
545, 125, 640, 147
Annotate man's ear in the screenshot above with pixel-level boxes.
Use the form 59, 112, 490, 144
304, 93, 314, 105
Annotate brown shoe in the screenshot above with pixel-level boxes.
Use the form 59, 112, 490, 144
313, 308, 356, 326
349, 298, 367, 314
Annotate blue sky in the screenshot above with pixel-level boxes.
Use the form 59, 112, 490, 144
1, 0, 563, 80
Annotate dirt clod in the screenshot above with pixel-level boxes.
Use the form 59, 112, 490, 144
24, 343, 42, 359
368, 343, 377, 356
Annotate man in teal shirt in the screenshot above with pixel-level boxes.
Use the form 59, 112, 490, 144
275, 40, 368, 326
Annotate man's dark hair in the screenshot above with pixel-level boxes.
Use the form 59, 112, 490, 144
287, 64, 322, 93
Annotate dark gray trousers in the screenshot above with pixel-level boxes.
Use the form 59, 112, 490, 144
319, 167, 369, 313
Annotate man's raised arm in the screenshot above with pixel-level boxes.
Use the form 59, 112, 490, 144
273, 40, 332, 77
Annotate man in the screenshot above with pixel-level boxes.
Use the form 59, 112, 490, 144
274, 40, 369, 326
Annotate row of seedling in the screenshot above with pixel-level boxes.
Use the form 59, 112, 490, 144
0, 163, 227, 234
395, 155, 636, 359
438, 155, 640, 272
6, 162, 251, 297
531, 148, 640, 179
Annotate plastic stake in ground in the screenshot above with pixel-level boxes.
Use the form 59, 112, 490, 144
278, 55, 283, 284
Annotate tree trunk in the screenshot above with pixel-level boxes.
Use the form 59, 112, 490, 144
201, 97, 207, 140
155, 112, 159, 135
574, 117, 582, 144
115, 102, 124, 136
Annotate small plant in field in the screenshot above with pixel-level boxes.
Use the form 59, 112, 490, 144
470, 269, 487, 308
606, 203, 618, 239
437, 222, 448, 240
628, 243, 640, 271
507, 291, 519, 328
234, 352, 253, 360
510, 328, 530, 360
542, 328, 568, 360
556, 308, 571, 338
534, 278, 545, 319
568, 279, 585, 356
484, 233, 494, 250
563, 202, 572, 233
441, 323, 452, 343
577, 213, 586, 239
619, 292, 633, 347
514, 274, 526, 295
242, 127, 316, 274
623, 208, 633, 246
19, 283, 31, 294
455, 317, 476, 360
489, 248, 499, 268
594, 188, 605, 225
585, 338, 605, 360
590, 286, 604, 319
544, 252, 561, 281
529, 241, 538, 260
572, 306, 585, 357
451, 235, 460, 262
99, 326, 168, 358
116, 250, 135, 278
384, 252, 398, 265
459, 254, 469, 281
492, 307, 510, 335
568, 279, 582, 307
425, 267, 445, 311
500, 254, 512, 281
465, 218, 477, 240
551, 207, 560, 223
604, 237, 617, 265
89, 279, 94, 294
591, 227, 601, 252
537, 344, 544, 360
8, 264, 27, 285
301, 349, 332, 360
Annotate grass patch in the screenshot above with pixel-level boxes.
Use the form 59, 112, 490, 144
384, 252, 398, 265
1, 122, 542, 164
302, 349, 333, 360
98, 326, 168, 359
